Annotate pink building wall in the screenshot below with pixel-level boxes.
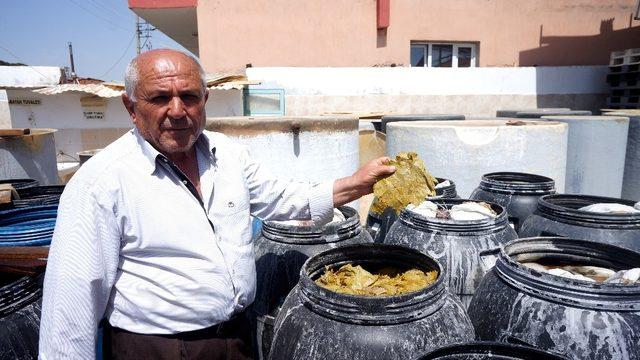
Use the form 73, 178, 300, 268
195, 0, 640, 73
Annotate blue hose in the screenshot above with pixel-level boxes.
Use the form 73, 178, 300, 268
0, 205, 57, 246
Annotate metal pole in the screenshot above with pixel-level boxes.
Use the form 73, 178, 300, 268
68, 42, 76, 81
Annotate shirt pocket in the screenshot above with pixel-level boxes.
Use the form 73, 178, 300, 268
209, 189, 252, 246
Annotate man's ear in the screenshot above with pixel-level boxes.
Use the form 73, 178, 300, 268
122, 93, 137, 124
204, 88, 209, 104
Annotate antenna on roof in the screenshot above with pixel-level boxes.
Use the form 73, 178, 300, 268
67, 42, 77, 83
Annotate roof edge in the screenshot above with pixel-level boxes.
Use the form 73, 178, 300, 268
128, 0, 196, 9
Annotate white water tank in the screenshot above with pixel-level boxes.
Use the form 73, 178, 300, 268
205, 116, 359, 184
542, 115, 629, 197
0, 129, 59, 185
602, 110, 640, 201
386, 120, 568, 197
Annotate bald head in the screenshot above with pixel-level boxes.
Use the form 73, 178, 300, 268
124, 49, 206, 102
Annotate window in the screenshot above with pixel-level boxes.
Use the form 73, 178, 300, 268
243, 88, 285, 116
410, 42, 477, 68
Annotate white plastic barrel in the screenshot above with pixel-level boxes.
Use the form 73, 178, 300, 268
542, 115, 630, 197
0, 129, 59, 185
386, 120, 568, 197
602, 110, 640, 200
205, 116, 359, 184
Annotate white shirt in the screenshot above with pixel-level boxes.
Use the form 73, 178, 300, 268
38, 129, 334, 359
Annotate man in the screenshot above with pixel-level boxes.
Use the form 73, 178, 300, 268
38, 49, 395, 360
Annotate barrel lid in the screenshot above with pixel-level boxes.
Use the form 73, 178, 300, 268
206, 115, 358, 135
542, 115, 630, 122
386, 119, 565, 129
497, 108, 570, 118
516, 110, 592, 118
381, 114, 465, 120
601, 109, 640, 117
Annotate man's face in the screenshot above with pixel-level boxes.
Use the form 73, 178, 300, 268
123, 52, 208, 156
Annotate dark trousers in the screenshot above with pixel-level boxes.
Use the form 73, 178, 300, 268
103, 314, 253, 360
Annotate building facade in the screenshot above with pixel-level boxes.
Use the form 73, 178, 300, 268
130, 0, 640, 73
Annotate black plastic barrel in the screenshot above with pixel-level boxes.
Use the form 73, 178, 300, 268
516, 110, 592, 118
384, 199, 517, 307
468, 237, 640, 360
496, 108, 570, 118
0, 205, 57, 247
0, 272, 44, 360
470, 172, 555, 233
417, 342, 569, 360
381, 114, 465, 133
13, 185, 65, 208
269, 244, 474, 360
0, 179, 38, 191
366, 177, 458, 243
254, 206, 372, 360
520, 194, 640, 252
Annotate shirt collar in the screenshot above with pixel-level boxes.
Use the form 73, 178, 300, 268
134, 128, 216, 175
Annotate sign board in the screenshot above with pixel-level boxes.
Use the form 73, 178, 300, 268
80, 95, 106, 120
83, 111, 104, 120
8, 99, 41, 105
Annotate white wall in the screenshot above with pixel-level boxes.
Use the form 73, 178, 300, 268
246, 66, 609, 116
0, 90, 9, 128
247, 66, 609, 96
5, 88, 243, 159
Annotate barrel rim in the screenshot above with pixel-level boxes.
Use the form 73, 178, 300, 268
261, 206, 362, 244
0, 272, 44, 317
367, 177, 458, 221
0, 179, 39, 190
416, 341, 569, 360
298, 244, 449, 325
478, 172, 556, 195
536, 194, 640, 227
398, 199, 509, 234
494, 237, 640, 311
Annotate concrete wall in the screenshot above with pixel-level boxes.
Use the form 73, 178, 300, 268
5, 89, 243, 160
0, 90, 10, 128
246, 66, 609, 117
197, 0, 640, 73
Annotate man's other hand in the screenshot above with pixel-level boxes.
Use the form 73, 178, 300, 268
333, 157, 396, 207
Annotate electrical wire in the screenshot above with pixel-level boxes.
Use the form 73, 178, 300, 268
86, 0, 126, 19
66, 0, 130, 33
99, 32, 136, 79
0, 45, 52, 79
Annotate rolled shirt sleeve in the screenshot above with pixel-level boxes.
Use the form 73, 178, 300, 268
239, 146, 335, 224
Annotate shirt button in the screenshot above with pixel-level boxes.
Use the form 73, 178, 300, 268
182, 180, 188, 185
228, 201, 234, 208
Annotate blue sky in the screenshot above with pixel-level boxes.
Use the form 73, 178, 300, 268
0, 0, 189, 82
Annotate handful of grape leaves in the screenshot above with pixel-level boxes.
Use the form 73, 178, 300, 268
370, 152, 437, 215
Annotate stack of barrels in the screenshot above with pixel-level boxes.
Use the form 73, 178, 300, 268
261, 111, 640, 360
0, 178, 62, 359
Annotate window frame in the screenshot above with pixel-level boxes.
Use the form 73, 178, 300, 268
410, 42, 478, 68
242, 88, 286, 116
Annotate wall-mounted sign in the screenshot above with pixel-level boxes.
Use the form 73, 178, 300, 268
8, 99, 41, 105
80, 95, 106, 120
83, 111, 104, 120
